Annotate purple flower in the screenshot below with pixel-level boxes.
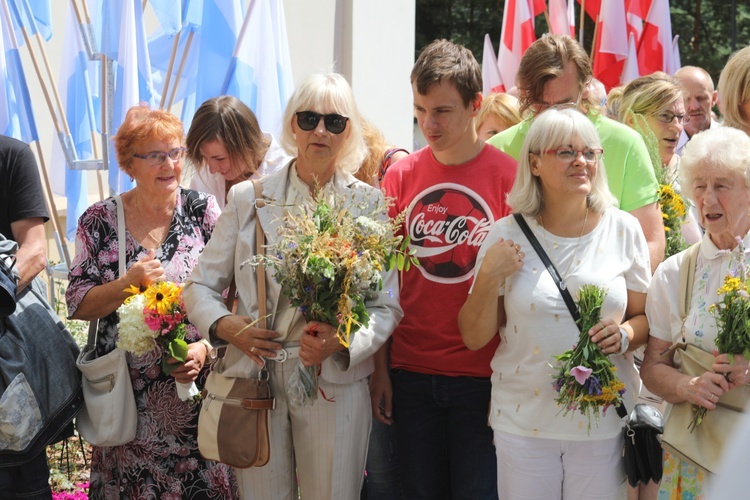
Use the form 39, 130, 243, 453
570, 366, 593, 385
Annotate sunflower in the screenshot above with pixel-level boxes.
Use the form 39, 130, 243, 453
144, 281, 181, 315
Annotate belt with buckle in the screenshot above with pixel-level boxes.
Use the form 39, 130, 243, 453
269, 342, 300, 363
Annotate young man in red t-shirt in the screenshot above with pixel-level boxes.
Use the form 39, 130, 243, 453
375, 39, 517, 499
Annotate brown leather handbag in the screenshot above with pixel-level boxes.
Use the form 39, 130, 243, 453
197, 179, 275, 468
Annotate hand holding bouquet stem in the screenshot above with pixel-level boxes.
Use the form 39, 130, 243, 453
552, 284, 626, 432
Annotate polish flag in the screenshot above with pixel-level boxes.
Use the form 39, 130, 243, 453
668, 35, 681, 74
637, 0, 674, 75
621, 33, 641, 85
592, 0, 629, 91
625, 0, 651, 42
577, 0, 602, 20
550, 0, 575, 37
497, 0, 541, 90
482, 34, 504, 95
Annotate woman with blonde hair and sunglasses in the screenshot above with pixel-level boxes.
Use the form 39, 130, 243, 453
185, 73, 403, 499
460, 108, 651, 499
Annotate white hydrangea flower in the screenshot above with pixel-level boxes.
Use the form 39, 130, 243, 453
117, 294, 158, 356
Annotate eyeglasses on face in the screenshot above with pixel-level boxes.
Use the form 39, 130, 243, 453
295, 111, 349, 135
531, 91, 584, 114
133, 147, 186, 165
652, 111, 685, 124
540, 147, 604, 163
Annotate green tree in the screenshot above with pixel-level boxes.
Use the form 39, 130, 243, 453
415, 0, 750, 89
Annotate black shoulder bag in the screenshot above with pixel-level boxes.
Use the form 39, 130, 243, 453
514, 213, 663, 487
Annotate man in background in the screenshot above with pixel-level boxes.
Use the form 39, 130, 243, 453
0, 134, 51, 499
675, 66, 720, 156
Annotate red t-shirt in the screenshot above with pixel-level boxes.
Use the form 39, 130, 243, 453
381, 144, 516, 377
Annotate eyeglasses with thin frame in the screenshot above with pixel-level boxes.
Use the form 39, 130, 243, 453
133, 147, 186, 165
652, 111, 685, 124
295, 111, 349, 135
538, 147, 604, 163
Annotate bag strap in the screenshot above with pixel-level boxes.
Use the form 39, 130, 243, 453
514, 214, 580, 324
252, 179, 267, 330
87, 195, 128, 347
514, 214, 629, 419
678, 243, 701, 344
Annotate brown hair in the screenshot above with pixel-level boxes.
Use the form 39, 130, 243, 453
185, 96, 268, 177
618, 72, 683, 122
411, 39, 482, 107
113, 104, 184, 172
516, 34, 595, 115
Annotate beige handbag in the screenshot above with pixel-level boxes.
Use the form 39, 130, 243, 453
660, 243, 750, 474
197, 179, 275, 468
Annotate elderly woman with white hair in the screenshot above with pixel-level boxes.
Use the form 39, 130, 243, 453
184, 73, 403, 499
641, 126, 750, 499
459, 108, 651, 499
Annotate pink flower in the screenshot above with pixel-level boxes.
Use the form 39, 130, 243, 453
570, 365, 593, 385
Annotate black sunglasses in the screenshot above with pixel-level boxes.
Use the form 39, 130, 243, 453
295, 111, 349, 134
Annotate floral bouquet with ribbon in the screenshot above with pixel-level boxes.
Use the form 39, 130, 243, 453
117, 281, 201, 402
694, 238, 750, 430
552, 284, 626, 431
254, 191, 415, 407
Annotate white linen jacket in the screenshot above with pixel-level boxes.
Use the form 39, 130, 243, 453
184, 160, 403, 384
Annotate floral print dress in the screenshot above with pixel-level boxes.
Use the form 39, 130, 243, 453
66, 188, 238, 499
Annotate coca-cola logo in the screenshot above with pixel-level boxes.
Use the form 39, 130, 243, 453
406, 184, 493, 284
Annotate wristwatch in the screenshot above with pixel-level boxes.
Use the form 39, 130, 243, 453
618, 327, 630, 354
198, 338, 217, 364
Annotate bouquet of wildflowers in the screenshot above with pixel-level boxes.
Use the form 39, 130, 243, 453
117, 281, 201, 402
552, 284, 626, 431
693, 238, 750, 430
657, 173, 689, 259
254, 191, 415, 407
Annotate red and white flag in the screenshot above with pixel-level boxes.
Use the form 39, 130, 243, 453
498, 0, 542, 90
637, 0, 674, 75
577, 0, 602, 20
668, 35, 681, 74
592, 0, 628, 91
621, 33, 641, 85
625, 0, 651, 43
549, 0, 575, 37
482, 34, 504, 95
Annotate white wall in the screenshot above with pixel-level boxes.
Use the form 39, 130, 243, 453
282, 0, 415, 150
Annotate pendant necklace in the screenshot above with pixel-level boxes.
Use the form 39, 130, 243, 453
538, 207, 589, 289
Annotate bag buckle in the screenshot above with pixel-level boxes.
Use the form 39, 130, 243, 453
258, 367, 269, 382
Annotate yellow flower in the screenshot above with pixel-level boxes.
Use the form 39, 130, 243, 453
124, 284, 143, 296
144, 281, 181, 315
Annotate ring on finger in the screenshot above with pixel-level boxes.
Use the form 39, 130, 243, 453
250, 346, 256, 354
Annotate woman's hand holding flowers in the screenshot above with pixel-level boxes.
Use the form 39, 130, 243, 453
712, 352, 750, 389
125, 249, 165, 290
683, 371, 729, 410
300, 321, 345, 367
167, 342, 207, 383
588, 319, 623, 355
215, 315, 281, 366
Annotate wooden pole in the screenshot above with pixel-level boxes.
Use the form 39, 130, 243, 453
590, 14, 600, 64
543, 9, 552, 35
160, 30, 182, 109
579, 0, 586, 45
33, 142, 71, 268
167, 29, 195, 110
